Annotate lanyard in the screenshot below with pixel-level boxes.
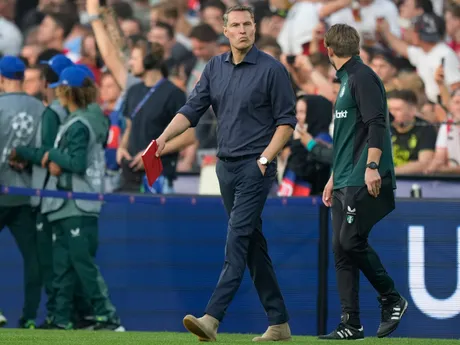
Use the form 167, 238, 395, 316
130, 78, 166, 119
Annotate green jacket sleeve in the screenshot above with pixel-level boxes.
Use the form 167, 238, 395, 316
15, 107, 60, 166
48, 121, 90, 174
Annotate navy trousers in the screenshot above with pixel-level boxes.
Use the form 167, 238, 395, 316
204, 156, 289, 326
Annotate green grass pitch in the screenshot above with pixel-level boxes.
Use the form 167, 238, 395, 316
0, 329, 458, 345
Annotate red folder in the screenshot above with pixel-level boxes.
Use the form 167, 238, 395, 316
142, 140, 163, 186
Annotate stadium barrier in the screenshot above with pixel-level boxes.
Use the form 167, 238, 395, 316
0, 185, 459, 339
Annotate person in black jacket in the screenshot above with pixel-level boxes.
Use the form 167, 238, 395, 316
278, 95, 333, 196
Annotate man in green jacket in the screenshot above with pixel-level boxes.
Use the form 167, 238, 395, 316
41, 66, 123, 331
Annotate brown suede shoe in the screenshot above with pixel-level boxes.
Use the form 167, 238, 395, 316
183, 314, 219, 342
252, 322, 292, 342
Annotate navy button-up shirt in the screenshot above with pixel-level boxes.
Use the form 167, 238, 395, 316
178, 45, 297, 158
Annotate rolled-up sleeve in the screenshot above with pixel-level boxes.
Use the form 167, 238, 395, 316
269, 64, 297, 129
177, 61, 212, 127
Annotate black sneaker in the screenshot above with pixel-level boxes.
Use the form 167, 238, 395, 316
377, 295, 408, 338
47, 322, 73, 330
38, 318, 54, 330
74, 316, 96, 330
18, 318, 36, 329
93, 317, 125, 332
318, 323, 364, 340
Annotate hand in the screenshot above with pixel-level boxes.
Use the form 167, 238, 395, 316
375, 18, 390, 34
49, 162, 62, 176
155, 136, 166, 157
296, 126, 313, 146
116, 147, 132, 165
434, 64, 445, 86
322, 176, 333, 207
129, 151, 145, 172
9, 148, 17, 161
294, 54, 313, 74
86, 0, 100, 16
9, 160, 26, 171
365, 168, 381, 198
257, 160, 267, 176
312, 22, 326, 41
41, 152, 49, 168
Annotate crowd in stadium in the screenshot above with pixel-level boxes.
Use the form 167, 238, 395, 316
0, 0, 459, 197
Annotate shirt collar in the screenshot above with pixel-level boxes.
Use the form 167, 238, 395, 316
225, 44, 259, 65
336, 55, 362, 79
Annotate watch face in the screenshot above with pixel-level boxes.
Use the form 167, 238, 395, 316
260, 157, 268, 165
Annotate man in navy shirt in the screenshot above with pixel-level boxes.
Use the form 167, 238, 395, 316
155, 5, 296, 342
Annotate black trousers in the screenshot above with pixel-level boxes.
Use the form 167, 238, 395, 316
331, 174, 400, 324
205, 156, 289, 326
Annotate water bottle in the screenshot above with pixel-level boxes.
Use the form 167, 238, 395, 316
410, 183, 422, 198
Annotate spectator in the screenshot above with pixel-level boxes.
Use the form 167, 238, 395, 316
277, 0, 353, 55
37, 11, 79, 61
150, 2, 192, 50
21, 43, 43, 66
77, 33, 102, 85
326, 0, 401, 46
120, 17, 143, 37
377, 13, 460, 103
256, 36, 282, 60
116, 42, 187, 193
149, 21, 191, 73
370, 49, 399, 92
445, 1, 460, 59
99, 72, 124, 192
176, 23, 220, 172
278, 95, 333, 196
0, 4, 23, 55
200, 0, 226, 35
388, 89, 437, 174
23, 65, 47, 100
425, 88, 460, 174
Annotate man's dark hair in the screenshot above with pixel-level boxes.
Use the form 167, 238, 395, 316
46, 12, 76, 38
124, 17, 143, 33
324, 24, 360, 58
256, 36, 281, 59
189, 23, 218, 42
155, 21, 175, 39
446, 1, 460, 18
202, 0, 227, 14
415, 0, 434, 13
223, 5, 254, 27
309, 52, 330, 68
111, 1, 134, 20
387, 89, 418, 105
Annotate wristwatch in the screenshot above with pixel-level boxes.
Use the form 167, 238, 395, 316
87, 14, 101, 23
258, 156, 269, 166
366, 161, 379, 170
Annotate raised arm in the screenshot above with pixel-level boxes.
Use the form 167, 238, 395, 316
87, 0, 128, 88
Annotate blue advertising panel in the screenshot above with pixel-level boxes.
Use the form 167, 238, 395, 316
327, 199, 460, 339
0, 196, 319, 335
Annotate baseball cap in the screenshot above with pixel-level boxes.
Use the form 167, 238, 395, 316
40, 54, 74, 77
413, 13, 442, 43
76, 64, 95, 81
0, 55, 26, 80
49, 66, 88, 88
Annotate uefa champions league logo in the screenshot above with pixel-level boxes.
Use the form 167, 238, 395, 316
1, 112, 35, 163
11, 112, 34, 147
